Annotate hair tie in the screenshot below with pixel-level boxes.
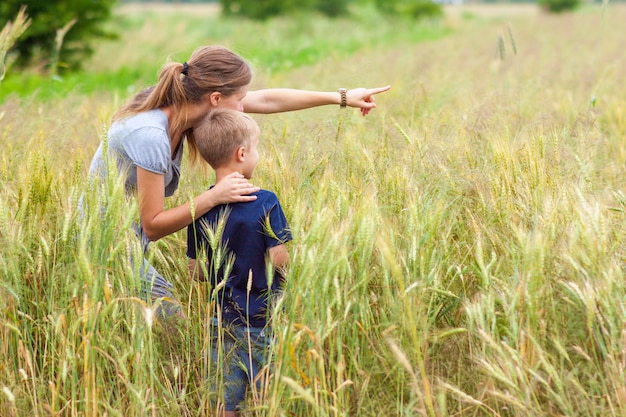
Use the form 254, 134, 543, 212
182, 62, 189, 76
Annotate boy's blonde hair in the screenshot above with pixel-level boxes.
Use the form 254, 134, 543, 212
194, 108, 260, 169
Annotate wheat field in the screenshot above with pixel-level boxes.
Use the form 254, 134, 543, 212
1, 3, 626, 416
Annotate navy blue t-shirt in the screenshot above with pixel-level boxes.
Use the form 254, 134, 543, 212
186, 189, 292, 327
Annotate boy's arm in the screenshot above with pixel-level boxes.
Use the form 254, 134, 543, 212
269, 244, 289, 268
188, 258, 207, 282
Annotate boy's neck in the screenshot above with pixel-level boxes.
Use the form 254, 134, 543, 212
214, 165, 244, 184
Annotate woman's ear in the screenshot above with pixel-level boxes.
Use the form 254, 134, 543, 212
208, 91, 222, 107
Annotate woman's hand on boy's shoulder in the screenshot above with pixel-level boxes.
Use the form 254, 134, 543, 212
211, 172, 260, 204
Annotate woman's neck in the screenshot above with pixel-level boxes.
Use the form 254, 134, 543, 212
161, 104, 207, 153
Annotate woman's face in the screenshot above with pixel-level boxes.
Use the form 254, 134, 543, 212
215, 85, 249, 112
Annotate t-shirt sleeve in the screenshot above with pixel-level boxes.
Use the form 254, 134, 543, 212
123, 127, 170, 174
263, 195, 292, 248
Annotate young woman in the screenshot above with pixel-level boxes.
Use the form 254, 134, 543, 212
86, 45, 390, 317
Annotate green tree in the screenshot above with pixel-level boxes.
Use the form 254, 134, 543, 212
220, 0, 352, 20
221, 0, 297, 20
0, 0, 118, 73
374, 0, 442, 19
538, 0, 581, 13
315, 0, 352, 17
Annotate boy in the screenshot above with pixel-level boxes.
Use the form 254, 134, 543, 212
187, 108, 291, 416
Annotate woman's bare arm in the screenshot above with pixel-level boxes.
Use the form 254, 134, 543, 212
242, 86, 391, 114
137, 168, 259, 241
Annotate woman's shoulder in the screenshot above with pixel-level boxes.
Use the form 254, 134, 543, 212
109, 109, 169, 146
113, 109, 168, 131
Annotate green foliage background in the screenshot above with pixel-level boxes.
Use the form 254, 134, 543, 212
1, 2, 626, 416
538, 0, 581, 12
0, 0, 118, 72
0, 2, 449, 101
219, 0, 440, 20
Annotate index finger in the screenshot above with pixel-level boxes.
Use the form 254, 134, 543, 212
235, 194, 258, 202
369, 85, 391, 96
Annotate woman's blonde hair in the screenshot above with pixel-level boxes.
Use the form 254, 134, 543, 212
113, 45, 252, 164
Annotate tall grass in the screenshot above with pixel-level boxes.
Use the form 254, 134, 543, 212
2, 3, 626, 416
0, 6, 29, 87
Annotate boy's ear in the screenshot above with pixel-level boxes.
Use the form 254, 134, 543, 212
235, 146, 246, 162
208, 91, 222, 106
